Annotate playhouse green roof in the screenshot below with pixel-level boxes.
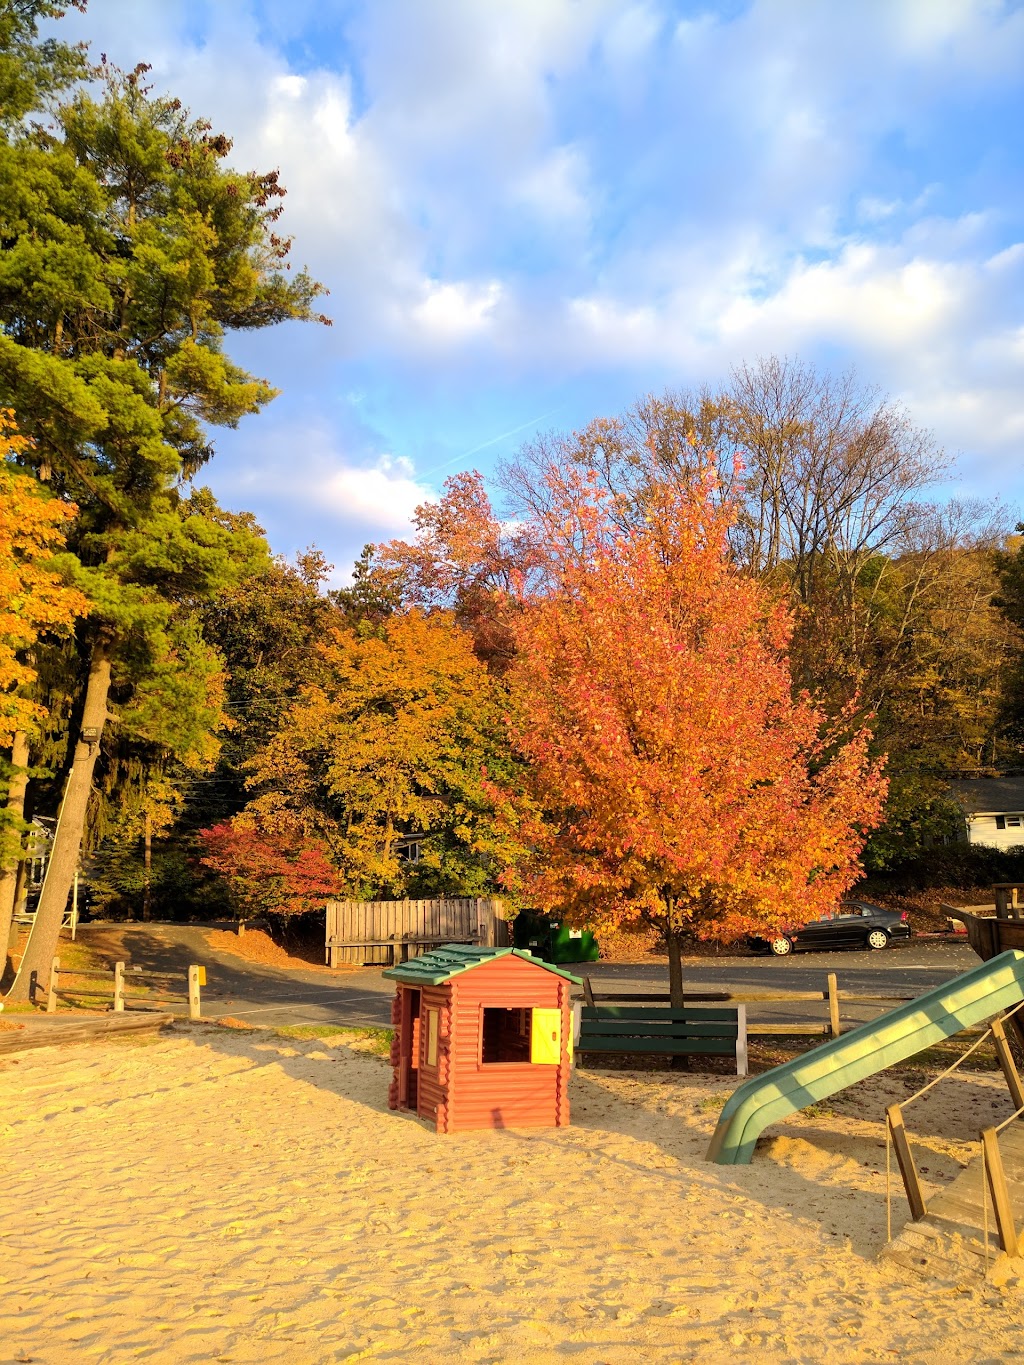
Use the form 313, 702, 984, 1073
381, 944, 583, 987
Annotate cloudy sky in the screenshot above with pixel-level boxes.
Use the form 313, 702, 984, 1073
53, 0, 1024, 579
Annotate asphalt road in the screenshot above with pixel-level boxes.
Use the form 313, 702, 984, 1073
76, 923, 979, 1033
583, 939, 980, 1030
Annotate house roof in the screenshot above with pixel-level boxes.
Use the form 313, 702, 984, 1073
381, 944, 583, 987
950, 777, 1024, 815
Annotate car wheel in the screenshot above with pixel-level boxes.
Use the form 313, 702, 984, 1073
866, 929, 889, 950
769, 936, 793, 956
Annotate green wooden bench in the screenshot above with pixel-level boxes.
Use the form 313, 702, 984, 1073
577, 1004, 748, 1076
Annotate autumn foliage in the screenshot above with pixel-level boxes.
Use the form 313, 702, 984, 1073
198, 822, 340, 921
0, 413, 88, 747
203, 609, 524, 912
379, 471, 541, 670
499, 457, 887, 994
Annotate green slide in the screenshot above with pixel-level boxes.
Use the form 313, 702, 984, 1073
707, 948, 1024, 1165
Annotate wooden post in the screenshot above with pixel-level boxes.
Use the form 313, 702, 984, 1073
982, 1126, 1020, 1257
827, 973, 841, 1037
886, 1104, 927, 1221
113, 961, 125, 1013
188, 964, 201, 1020
71, 870, 79, 940
990, 1017, 1024, 1111
583, 976, 595, 1008
46, 956, 59, 1013
735, 1004, 748, 1078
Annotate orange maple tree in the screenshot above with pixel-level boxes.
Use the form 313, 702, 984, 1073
500, 458, 887, 1004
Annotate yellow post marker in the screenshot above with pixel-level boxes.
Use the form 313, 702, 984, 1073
187, 964, 202, 1020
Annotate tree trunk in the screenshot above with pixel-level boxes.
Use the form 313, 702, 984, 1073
0, 730, 30, 977
4, 641, 113, 1002
665, 911, 689, 1070
142, 811, 152, 921
666, 927, 685, 1008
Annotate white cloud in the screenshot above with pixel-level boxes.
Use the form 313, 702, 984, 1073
717, 244, 962, 349
320, 454, 435, 530
513, 144, 593, 228
50, 0, 1024, 520
412, 280, 504, 344
207, 418, 435, 573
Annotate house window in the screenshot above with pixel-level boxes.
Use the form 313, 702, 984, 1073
997, 816, 1022, 830
481, 1007, 532, 1063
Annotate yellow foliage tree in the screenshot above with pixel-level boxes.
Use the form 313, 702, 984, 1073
230, 610, 524, 903
0, 413, 88, 746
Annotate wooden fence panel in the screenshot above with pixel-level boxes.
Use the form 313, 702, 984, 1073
325, 898, 509, 965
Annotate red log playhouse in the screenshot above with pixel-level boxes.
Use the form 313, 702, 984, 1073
383, 945, 581, 1133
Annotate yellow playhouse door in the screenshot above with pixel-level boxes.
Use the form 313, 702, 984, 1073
530, 1008, 563, 1064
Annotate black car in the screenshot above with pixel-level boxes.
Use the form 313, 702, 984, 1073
749, 900, 911, 956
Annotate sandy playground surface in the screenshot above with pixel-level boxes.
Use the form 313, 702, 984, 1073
3, 1026, 1024, 1364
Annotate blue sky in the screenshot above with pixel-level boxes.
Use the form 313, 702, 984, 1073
55, 0, 1024, 581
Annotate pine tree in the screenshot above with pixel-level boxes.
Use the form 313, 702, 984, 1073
1, 33, 326, 997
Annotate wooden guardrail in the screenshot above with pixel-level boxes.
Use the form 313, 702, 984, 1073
580, 973, 910, 1038
37, 957, 204, 1019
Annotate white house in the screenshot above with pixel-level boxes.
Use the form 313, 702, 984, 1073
950, 778, 1024, 850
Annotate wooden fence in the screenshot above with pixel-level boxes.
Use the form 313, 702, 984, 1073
325, 897, 509, 966
37, 956, 204, 1019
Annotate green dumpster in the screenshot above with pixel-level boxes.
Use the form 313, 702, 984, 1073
548, 922, 600, 963
512, 909, 553, 959
512, 911, 600, 963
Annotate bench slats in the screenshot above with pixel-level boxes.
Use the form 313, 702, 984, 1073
582, 1005, 737, 1023
577, 1036, 736, 1056
576, 1002, 747, 1076
580, 1020, 738, 1039
581, 1009, 734, 1020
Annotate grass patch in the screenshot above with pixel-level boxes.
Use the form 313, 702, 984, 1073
52, 938, 106, 973
274, 1024, 357, 1039
18, 936, 117, 1013
274, 1023, 394, 1055
697, 1093, 731, 1114
108, 1032, 166, 1048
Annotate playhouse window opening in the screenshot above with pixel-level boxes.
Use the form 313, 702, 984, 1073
482, 1007, 532, 1063
425, 1008, 439, 1067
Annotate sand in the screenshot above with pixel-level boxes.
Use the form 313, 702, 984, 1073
3, 1029, 1024, 1365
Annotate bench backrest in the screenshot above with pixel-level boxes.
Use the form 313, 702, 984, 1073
582, 1004, 739, 1029
577, 1003, 747, 1074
